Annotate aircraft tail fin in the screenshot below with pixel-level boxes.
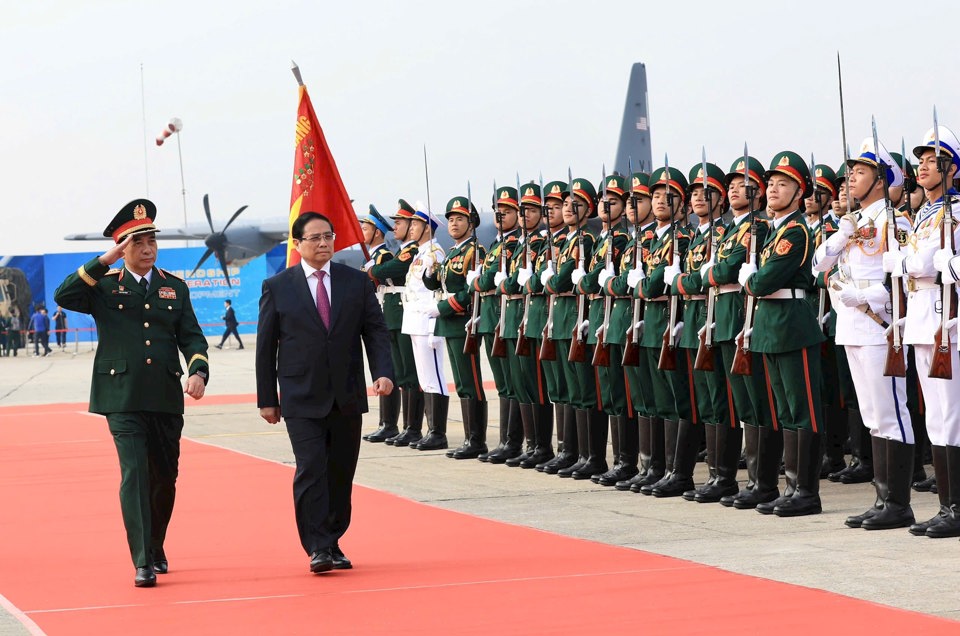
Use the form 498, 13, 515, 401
614, 63, 652, 176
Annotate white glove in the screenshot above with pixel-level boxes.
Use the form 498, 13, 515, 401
595, 324, 605, 340
836, 283, 865, 308
882, 251, 905, 277
422, 303, 441, 318
427, 334, 443, 350
737, 262, 758, 288
820, 312, 831, 326
571, 266, 586, 286
627, 320, 645, 338
671, 321, 685, 339
933, 248, 953, 274
494, 271, 508, 287
627, 267, 645, 289
884, 317, 907, 338
540, 263, 556, 287
664, 263, 681, 286
837, 214, 858, 239
465, 268, 481, 287
597, 263, 615, 289
699, 263, 713, 281
517, 265, 533, 287
420, 251, 436, 269
579, 319, 590, 337
363, 258, 375, 271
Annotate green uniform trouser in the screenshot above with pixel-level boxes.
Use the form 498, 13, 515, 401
445, 337, 486, 401
644, 347, 677, 421
390, 330, 419, 390
763, 345, 823, 432
483, 333, 512, 399
534, 338, 566, 404
555, 340, 598, 410
667, 348, 695, 422
718, 340, 775, 429
696, 346, 734, 427
506, 340, 546, 405
107, 412, 184, 568
625, 346, 654, 417
599, 345, 629, 417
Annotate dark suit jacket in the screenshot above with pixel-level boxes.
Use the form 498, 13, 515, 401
256, 261, 393, 419
223, 305, 238, 327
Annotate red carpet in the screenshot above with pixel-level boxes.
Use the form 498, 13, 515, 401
0, 403, 955, 635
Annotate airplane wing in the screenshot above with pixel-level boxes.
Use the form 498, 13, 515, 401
255, 219, 290, 241
64, 227, 208, 241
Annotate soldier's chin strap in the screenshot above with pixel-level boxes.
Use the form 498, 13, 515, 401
771, 181, 803, 213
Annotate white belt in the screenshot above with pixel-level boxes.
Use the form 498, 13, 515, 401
479, 290, 497, 297
717, 284, 742, 294
381, 285, 405, 294
403, 292, 438, 303
504, 294, 525, 300
761, 288, 805, 300
849, 278, 884, 289
906, 278, 938, 292
683, 295, 706, 301
647, 295, 668, 303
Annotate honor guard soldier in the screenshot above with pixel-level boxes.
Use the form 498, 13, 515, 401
671, 161, 739, 503
402, 205, 449, 451
520, 181, 572, 472
891, 124, 960, 538
369, 200, 425, 447
608, 172, 659, 491
583, 173, 633, 486
360, 205, 402, 443
627, 165, 696, 497
540, 178, 603, 478
54, 199, 209, 587
815, 138, 915, 530
424, 197, 489, 459
500, 182, 555, 468
738, 151, 824, 517
467, 187, 522, 463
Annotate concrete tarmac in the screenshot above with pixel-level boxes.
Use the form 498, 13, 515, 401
1, 340, 957, 633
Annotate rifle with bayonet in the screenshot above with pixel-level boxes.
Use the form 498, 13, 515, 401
810, 151, 831, 338
694, 148, 717, 372
731, 143, 758, 376
592, 166, 614, 367
490, 179, 508, 358
568, 169, 589, 363
539, 174, 560, 362
658, 155, 679, 371
930, 106, 957, 380
463, 181, 482, 355
515, 175, 535, 358
622, 156, 644, 367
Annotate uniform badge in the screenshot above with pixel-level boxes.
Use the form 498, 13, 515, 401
399, 251, 412, 262
775, 240, 793, 256
158, 286, 177, 300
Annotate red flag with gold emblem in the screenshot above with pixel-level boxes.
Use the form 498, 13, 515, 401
287, 84, 366, 267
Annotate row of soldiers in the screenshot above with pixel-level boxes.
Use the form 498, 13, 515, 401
358, 123, 960, 538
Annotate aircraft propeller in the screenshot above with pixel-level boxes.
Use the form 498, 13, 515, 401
191, 194, 249, 288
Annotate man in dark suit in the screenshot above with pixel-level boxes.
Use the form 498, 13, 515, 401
215, 299, 243, 349
256, 211, 394, 574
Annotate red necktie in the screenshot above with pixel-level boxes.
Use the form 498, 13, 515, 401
315, 270, 330, 329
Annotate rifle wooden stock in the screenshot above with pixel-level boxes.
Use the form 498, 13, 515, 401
658, 323, 677, 370
883, 329, 907, 378
591, 328, 610, 367
567, 295, 587, 363
883, 276, 907, 378
491, 325, 507, 358
730, 296, 756, 376
693, 331, 714, 371
515, 326, 531, 356
621, 295, 644, 367
929, 289, 956, 380
539, 322, 557, 361
463, 290, 481, 355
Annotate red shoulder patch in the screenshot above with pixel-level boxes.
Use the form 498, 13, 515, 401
399, 251, 412, 262
775, 239, 793, 255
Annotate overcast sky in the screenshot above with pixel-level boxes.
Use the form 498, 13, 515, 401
2, 0, 956, 256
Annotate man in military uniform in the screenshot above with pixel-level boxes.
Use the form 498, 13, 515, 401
54, 199, 209, 587
360, 205, 402, 443
739, 151, 824, 517
893, 125, 960, 537
468, 188, 521, 463
424, 197, 489, 459
368, 200, 424, 446
815, 139, 915, 530
541, 178, 602, 478
670, 161, 738, 503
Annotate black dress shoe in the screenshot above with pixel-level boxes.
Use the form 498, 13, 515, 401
331, 545, 353, 570
310, 549, 333, 574
135, 565, 157, 587
151, 548, 168, 574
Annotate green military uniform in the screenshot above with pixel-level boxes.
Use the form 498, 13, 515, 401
742, 151, 824, 518
671, 161, 738, 502
424, 196, 488, 459
54, 199, 209, 583
369, 200, 424, 446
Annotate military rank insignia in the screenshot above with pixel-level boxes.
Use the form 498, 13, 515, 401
775, 240, 793, 256
399, 251, 412, 262
159, 287, 177, 300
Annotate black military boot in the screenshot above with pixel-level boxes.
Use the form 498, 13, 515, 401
453, 399, 488, 459
846, 435, 886, 528
365, 389, 401, 443
572, 409, 609, 480
536, 403, 566, 471
416, 394, 448, 450
384, 388, 409, 446
924, 445, 960, 538
446, 398, 470, 458
820, 401, 848, 477
479, 398, 512, 462
724, 423, 759, 507
521, 403, 555, 468
390, 389, 424, 447
506, 403, 537, 467
543, 405, 578, 474
600, 415, 640, 486
633, 416, 667, 493
863, 438, 916, 530
558, 409, 591, 478
697, 423, 742, 503
488, 399, 523, 464
617, 415, 650, 491
754, 427, 791, 514
774, 429, 822, 517
652, 419, 699, 497
592, 414, 620, 484
910, 445, 949, 535
685, 422, 718, 501
831, 410, 873, 483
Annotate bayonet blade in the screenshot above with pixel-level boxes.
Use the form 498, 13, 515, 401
935, 106, 942, 159
871, 115, 884, 185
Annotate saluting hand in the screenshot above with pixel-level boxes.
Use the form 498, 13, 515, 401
98, 236, 132, 267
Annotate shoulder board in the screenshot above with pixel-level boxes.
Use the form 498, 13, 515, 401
159, 268, 183, 281
613, 230, 629, 238
399, 251, 413, 262
105, 269, 122, 276
714, 226, 726, 237
505, 234, 520, 243
785, 221, 800, 229
643, 230, 655, 240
